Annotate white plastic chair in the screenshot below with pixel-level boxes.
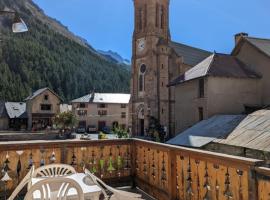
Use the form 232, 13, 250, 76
24, 177, 84, 200
84, 169, 143, 200
8, 166, 35, 200
33, 164, 76, 178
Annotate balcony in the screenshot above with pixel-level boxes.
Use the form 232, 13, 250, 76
0, 138, 269, 199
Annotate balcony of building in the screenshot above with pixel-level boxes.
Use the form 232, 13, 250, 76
0, 138, 270, 200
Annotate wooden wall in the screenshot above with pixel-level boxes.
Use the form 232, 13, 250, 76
0, 139, 132, 195
133, 139, 265, 200
1, 139, 270, 200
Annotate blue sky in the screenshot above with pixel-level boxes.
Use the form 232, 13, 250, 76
33, 0, 270, 60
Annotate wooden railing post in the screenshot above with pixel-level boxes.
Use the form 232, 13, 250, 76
130, 139, 137, 188
61, 144, 67, 164
168, 149, 177, 200
248, 167, 258, 200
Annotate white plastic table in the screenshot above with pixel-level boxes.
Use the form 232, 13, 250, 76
31, 173, 102, 200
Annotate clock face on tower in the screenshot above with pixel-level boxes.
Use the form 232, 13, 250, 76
137, 38, 145, 52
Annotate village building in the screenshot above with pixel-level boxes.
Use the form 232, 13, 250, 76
0, 101, 9, 130
169, 52, 262, 133
71, 92, 130, 132
233, 33, 270, 105
25, 88, 62, 131
5, 102, 28, 131
130, 0, 211, 137
168, 34, 270, 135
167, 110, 270, 165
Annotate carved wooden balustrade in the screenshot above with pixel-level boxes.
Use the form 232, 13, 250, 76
0, 138, 270, 200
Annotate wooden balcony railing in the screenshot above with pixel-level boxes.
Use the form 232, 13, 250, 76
0, 138, 269, 200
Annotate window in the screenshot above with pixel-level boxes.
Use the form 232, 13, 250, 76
155, 3, 159, 28
98, 104, 107, 108
139, 64, 146, 92
121, 112, 126, 119
79, 103, 86, 108
40, 104, 51, 111
139, 8, 143, 30
198, 107, 204, 121
199, 79, 205, 98
78, 121, 86, 127
121, 104, 126, 108
98, 110, 107, 116
121, 124, 126, 130
160, 6, 164, 29
77, 110, 87, 116
44, 95, 49, 100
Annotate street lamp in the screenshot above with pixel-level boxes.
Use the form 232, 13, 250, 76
0, 10, 28, 33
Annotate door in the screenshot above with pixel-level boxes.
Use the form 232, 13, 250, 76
139, 119, 144, 136
98, 121, 106, 131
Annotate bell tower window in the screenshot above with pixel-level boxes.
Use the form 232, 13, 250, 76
139, 8, 143, 31
160, 6, 164, 29
139, 64, 146, 92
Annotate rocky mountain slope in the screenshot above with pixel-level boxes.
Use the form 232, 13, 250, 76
0, 0, 130, 102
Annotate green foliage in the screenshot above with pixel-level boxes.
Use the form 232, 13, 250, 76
0, 0, 130, 102
112, 126, 129, 139
148, 116, 166, 142
98, 132, 108, 140
53, 111, 77, 130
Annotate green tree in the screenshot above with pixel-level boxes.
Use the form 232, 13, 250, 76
53, 111, 78, 138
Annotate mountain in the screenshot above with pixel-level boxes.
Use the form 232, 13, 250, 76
98, 50, 131, 66
0, 0, 130, 102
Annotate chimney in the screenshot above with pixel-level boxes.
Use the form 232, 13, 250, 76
235, 32, 248, 45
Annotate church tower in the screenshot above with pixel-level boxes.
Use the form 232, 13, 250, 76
130, 0, 172, 136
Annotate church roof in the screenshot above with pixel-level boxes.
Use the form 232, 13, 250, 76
169, 41, 212, 66
169, 53, 261, 86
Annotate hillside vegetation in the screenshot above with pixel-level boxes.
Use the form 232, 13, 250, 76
0, 0, 130, 102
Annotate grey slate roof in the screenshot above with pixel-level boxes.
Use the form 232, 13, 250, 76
169, 53, 261, 86
245, 37, 270, 58
5, 102, 27, 119
25, 88, 62, 102
169, 41, 212, 66
0, 101, 8, 118
167, 115, 245, 147
213, 110, 270, 152
72, 93, 131, 104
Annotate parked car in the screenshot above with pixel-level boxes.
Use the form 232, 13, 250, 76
87, 125, 97, 133
76, 127, 86, 134
101, 126, 112, 134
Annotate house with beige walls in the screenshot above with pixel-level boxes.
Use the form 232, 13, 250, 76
71, 92, 130, 132
169, 53, 262, 133
232, 33, 270, 105
25, 88, 62, 131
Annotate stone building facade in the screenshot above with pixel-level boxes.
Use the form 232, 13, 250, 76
130, 0, 211, 137
26, 88, 62, 131
169, 34, 270, 135
72, 93, 130, 132
169, 53, 262, 133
